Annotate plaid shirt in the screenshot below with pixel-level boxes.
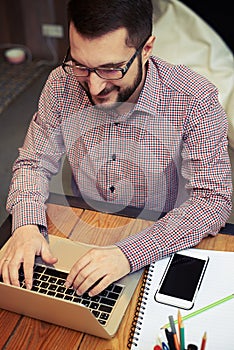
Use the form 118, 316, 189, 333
7, 56, 232, 272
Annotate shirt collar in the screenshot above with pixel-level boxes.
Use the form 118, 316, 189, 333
133, 57, 161, 117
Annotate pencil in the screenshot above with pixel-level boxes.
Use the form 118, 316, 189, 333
200, 331, 207, 350
161, 293, 234, 329
180, 319, 185, 350
177, 310, 182, 339
169, 315, 180, 350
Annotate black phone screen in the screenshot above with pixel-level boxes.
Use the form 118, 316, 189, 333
158, 253, 207, 301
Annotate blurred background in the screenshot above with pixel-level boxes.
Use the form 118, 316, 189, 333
0, 0, 233, 226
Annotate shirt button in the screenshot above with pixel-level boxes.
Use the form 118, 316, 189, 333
109, 186, 115, 193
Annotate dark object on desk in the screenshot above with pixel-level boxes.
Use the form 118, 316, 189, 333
187, 344, 198, 350
219, 223, 234, 235
165, 328, 176, 350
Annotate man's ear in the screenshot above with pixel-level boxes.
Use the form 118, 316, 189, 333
142, 35, 156, 63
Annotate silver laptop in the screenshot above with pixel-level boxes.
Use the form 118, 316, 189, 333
0, 234, 143, 339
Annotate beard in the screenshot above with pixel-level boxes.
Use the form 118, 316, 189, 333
80, 55, 143, 111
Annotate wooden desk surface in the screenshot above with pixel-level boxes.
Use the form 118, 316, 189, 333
1, 203, 234, 350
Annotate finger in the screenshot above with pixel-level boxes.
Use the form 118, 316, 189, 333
1, 258, 13, 285
74, 268, 104, 295
0, 239, 14, 275
40, 242, 58, 265
8, 259, 21, 287
22, 252, 37, 289
88, 275, 113, 296
65, 254, 92, 288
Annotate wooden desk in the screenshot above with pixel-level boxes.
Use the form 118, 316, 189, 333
1, 202, 234, 350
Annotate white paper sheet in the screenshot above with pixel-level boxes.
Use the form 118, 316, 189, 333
130, 249, 234, 350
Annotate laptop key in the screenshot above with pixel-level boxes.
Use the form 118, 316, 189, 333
48, 277, 57, 284
48, 284, 57, 291
56, 293, 64, 299
100, 312, 109, 320
34, 265, 45, 273
99, 290, 108, 297
100, 297, 116, 307
65, 288, 75, 295
33, 280, 40, 287
98, 305, 112, 313
47, 290, 56, 296
40, 282, 49, 289
31, 286, 39, 292
40, 288, 47, 294
89, 302, 99, 310
92, 310, 100, 318
40, 275, 49, 282
57, 279, 65, 286
108, 292, 119, 300
82, 300, 90, 307
98, 319, 107, 325
106, 284, 114, 291
90, 295, 100, 302
73, 296, 82, 303
113, 285, 123, 294
45, 268, 68, 280
33, 272, 40, 280
57, 286, 66, 293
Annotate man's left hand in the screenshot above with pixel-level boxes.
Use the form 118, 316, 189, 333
64, 246, 130, 296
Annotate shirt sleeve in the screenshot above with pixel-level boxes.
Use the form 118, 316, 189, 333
116, 90, 233, 272
6, 70, 65, 233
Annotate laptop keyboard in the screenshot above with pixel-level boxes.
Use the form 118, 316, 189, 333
1, 264, 124, 326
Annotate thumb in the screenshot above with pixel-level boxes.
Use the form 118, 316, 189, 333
40, 243, 58, 264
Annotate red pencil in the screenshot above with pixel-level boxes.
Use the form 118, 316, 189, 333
200, 331, 207, 350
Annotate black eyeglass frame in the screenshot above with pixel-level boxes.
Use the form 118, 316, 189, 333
62, 36, 150, 80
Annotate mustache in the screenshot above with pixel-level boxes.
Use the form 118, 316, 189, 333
82, 82, 119, 97
97, 86, 119, 96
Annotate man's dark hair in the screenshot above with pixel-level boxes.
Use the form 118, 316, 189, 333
67, 0, 153, 48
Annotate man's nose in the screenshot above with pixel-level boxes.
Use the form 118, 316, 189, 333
87, 72, 107, 96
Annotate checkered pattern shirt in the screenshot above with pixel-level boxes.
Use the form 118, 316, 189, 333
6, 56, 232, 272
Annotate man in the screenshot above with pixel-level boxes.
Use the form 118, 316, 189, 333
0, 0, 232, 297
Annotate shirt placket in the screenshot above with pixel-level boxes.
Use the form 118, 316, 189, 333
105, 122, 121, 201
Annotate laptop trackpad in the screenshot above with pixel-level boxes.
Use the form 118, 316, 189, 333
44, 234, 107, 271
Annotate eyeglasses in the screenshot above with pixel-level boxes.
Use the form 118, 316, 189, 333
62, 36, 149, 80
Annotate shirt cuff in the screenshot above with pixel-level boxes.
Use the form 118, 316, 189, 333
11, 201, 48, 235
115, 226, 160, 272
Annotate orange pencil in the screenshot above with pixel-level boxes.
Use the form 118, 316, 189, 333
169, 315, 180, 350
200, 331, 207, 350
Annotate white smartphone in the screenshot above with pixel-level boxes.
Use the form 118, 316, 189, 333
154, 250, 209, 310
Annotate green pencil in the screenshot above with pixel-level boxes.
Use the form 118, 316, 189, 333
161, 293, 234, 329
180, 319, 185, 350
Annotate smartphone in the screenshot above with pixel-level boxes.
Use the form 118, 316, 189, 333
154, 250, 209, 309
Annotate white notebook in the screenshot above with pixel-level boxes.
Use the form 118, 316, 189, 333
128, 249, 234, 350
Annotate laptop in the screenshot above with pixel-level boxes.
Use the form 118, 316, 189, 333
0, 234, 143, 339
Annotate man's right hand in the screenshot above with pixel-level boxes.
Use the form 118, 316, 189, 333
0, 225, 57, 289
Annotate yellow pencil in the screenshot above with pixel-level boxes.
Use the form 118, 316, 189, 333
177, 309, 182, 339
